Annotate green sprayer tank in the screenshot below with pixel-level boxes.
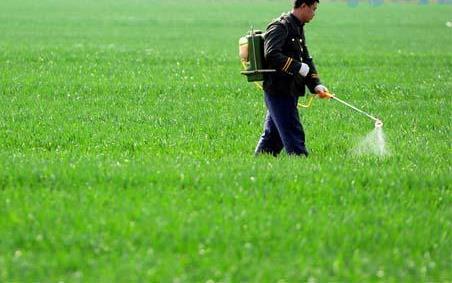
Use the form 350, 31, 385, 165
239, 29, 275, 82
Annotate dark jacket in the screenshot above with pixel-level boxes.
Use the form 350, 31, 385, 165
263, 13, 321, 96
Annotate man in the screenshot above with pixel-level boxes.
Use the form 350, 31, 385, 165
255, 0, 330, 157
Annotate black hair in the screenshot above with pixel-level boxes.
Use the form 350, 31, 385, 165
294, 0, 319, 8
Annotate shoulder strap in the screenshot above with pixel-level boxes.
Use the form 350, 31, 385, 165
265, 13, 289, 37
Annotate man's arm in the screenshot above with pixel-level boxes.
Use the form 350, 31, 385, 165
301, 40, 322, 93
264, 23, 303, 76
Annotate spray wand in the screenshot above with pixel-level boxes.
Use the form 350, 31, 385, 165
316, 91, 383, 128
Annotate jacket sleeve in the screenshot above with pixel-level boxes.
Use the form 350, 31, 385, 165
301, 39, 322, 93
264, 23, 302, 76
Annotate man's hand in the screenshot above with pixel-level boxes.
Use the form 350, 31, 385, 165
298, 63, 310, 77
314, 84, 332, 99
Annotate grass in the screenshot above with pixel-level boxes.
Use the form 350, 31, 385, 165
0, 0, 451, 282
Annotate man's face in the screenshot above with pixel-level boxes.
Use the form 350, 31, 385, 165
300, 2, 318, 23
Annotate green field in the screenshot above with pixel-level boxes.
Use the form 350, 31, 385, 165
0, 0, 451, 281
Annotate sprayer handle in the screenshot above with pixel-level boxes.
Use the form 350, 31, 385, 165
317, 91, 334, 99
314, 85, 332, 99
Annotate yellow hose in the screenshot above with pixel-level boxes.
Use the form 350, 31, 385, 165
299, 95, 315, 108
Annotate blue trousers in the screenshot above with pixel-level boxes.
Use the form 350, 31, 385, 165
255, 92, 308, 156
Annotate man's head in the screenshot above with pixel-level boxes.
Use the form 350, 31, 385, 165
292, 0, 319, 23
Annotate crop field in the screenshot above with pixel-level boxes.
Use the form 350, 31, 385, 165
0, 0, 451, 282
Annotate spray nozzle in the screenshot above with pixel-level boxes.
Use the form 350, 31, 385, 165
375, 119, 383, 128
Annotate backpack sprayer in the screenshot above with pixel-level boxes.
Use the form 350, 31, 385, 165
239, 28, 383, 128
239, 28, 275, 82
